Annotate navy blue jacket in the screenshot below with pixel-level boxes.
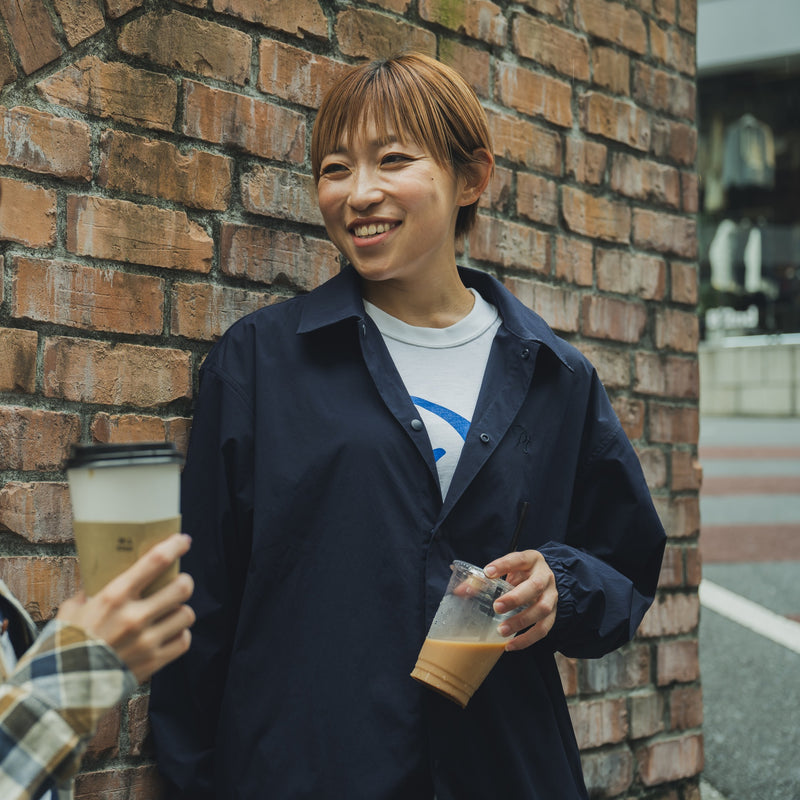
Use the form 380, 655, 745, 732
149, 265, 666, 799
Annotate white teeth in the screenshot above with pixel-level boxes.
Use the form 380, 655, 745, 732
354, 222, 392, 238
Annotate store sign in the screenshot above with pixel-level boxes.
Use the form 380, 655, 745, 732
705, 305, 759, 332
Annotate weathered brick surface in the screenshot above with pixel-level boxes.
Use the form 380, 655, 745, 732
0, 3, 701, 795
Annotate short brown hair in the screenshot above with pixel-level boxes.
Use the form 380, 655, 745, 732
311, 53, 492, 238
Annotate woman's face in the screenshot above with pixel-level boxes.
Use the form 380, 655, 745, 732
316, 119, 470, 291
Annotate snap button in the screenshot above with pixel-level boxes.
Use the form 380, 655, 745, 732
521, 347, 530, 359
479, 432, 490, 443
411, 419, 424, 431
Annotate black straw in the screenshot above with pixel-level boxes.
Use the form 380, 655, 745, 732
507, 501, 529, 552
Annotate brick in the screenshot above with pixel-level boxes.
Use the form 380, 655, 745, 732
0, 0, 62, 74
172, 283, 273, 342
0, 407, 80, 471
648, 403, 699, 445
469, 216, 550, 273
635, 352, 698, 399
671, 450, 702, 492
12, 256, 164, 335
681, 171, 699, 213
630, 690, 666, 739
634, 64, 696, 121
565, 137, 607, 185
516, 173, 558, 226
505, 278, 580, 334
118, 10, 252, 86
84, 703, 120, 761
657, 639, 700, 685
633, 209, 697, 259
651, 118, 697, 166
635, 733, 703, 785
75, 765, 167, 800
0, 176, 57, 247
520, 0, 568, 19
211, 0, 327, 39
0, 105, 91, 181
128, 693, 152, 757
98, 130, 232, 211
652, 494, 699, 539
638, 592, 699, 637
596, 249, 666, 300
650, 22, 696, 76
512, 15, 590, 81
580, 644, 650, 693
575, 0, 647, 54
367, 0, 411, 10
0, 482, 72, 543
562, 187, 631, 244
258, 42, 351, 108
581, 295, 646, 343
241, 165, 322, 226
488, 111, 562, 174
577, 343, 630, 390
0, 556, 79, 622
670, 685, 703, 730
639, 445, 667, 488
684, 547, 701, 588
569, 697, 628, 749
104, 0, 144, 17
91, 414, 192, 456
36, 56, 177, 132
654, 0, 677, 23
554, 235, 593, 287
43, 337, 192, 407
678, 0, 697, 33
556, 653, 578, 695
183, 80, 305, 163
658, 543, 683, 587
438, 39, 491, 98
0, 327, 37, 393
478, 166, 512, 214
336, 9, 437, 59
580, 92, 651, 151
66, 195, 213, 272
220, 223, 339, 291
496, 62, 572, 128
592, 47, 630, 95
53, 0, 105, 47
613, 396, 645, 439
580, 747, 634, 797
419, 0, 507, 47
0, 35, 17, 87
610, 153, 681, 208
655, 307, 699, 353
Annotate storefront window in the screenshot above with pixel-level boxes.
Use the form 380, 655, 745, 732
697, 64, 800, 339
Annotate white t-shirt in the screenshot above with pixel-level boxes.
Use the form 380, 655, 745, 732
364, 289, 501, 499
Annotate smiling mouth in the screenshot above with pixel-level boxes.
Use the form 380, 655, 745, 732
352, 222, 396, 238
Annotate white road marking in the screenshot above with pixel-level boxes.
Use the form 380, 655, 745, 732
700, 579, 800, 655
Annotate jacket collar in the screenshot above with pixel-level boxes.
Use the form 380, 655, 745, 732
296, 264, 574, 371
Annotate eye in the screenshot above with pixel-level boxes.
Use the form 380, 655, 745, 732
381, 153, 413, 166
320, 161, 348, 177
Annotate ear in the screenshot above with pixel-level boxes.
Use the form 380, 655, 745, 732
457, 148, 494, 207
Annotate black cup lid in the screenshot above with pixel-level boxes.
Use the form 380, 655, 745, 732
65, 442, 183, 470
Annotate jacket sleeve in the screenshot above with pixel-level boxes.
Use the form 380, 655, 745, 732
149, 361, 255, 800
0, 620, 136, 800
538, 369, 666, 659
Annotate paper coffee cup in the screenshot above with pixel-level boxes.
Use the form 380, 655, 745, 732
65, 442, 183, 596
411, 560, 525, 708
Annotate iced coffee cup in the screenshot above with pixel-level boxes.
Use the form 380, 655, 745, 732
411, 560, 525, 708
65, 442, 183, 597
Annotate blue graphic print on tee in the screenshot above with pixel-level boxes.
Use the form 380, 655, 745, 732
410, 396, 470, 462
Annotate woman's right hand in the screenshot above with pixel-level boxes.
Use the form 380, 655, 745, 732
57, 533, 195, 683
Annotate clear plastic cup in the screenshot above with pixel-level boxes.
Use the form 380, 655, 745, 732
411, 560, 525, 708
65, 442, 183, 596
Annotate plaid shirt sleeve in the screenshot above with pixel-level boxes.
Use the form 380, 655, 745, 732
0, 620, 137, 800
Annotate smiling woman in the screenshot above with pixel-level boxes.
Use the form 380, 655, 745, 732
149, 52, 666, 800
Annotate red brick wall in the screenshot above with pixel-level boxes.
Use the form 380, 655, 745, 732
0, 1, 701, 797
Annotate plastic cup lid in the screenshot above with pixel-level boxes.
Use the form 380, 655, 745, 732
64, 442, 183, 471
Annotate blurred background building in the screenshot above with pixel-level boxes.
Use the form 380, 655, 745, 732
698, 0, 800, 415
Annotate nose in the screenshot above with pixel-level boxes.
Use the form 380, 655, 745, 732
348, 166, 383, 210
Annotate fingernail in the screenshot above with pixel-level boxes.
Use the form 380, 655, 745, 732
498, 623, 511, 637
484, 566, 496, 577
494, 600, 506, 613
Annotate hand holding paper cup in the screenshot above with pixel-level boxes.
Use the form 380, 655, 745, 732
66, 443, 183, 597
411, 560, 526, 708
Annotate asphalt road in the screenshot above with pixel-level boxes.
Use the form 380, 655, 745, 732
699, 416, 800, 800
